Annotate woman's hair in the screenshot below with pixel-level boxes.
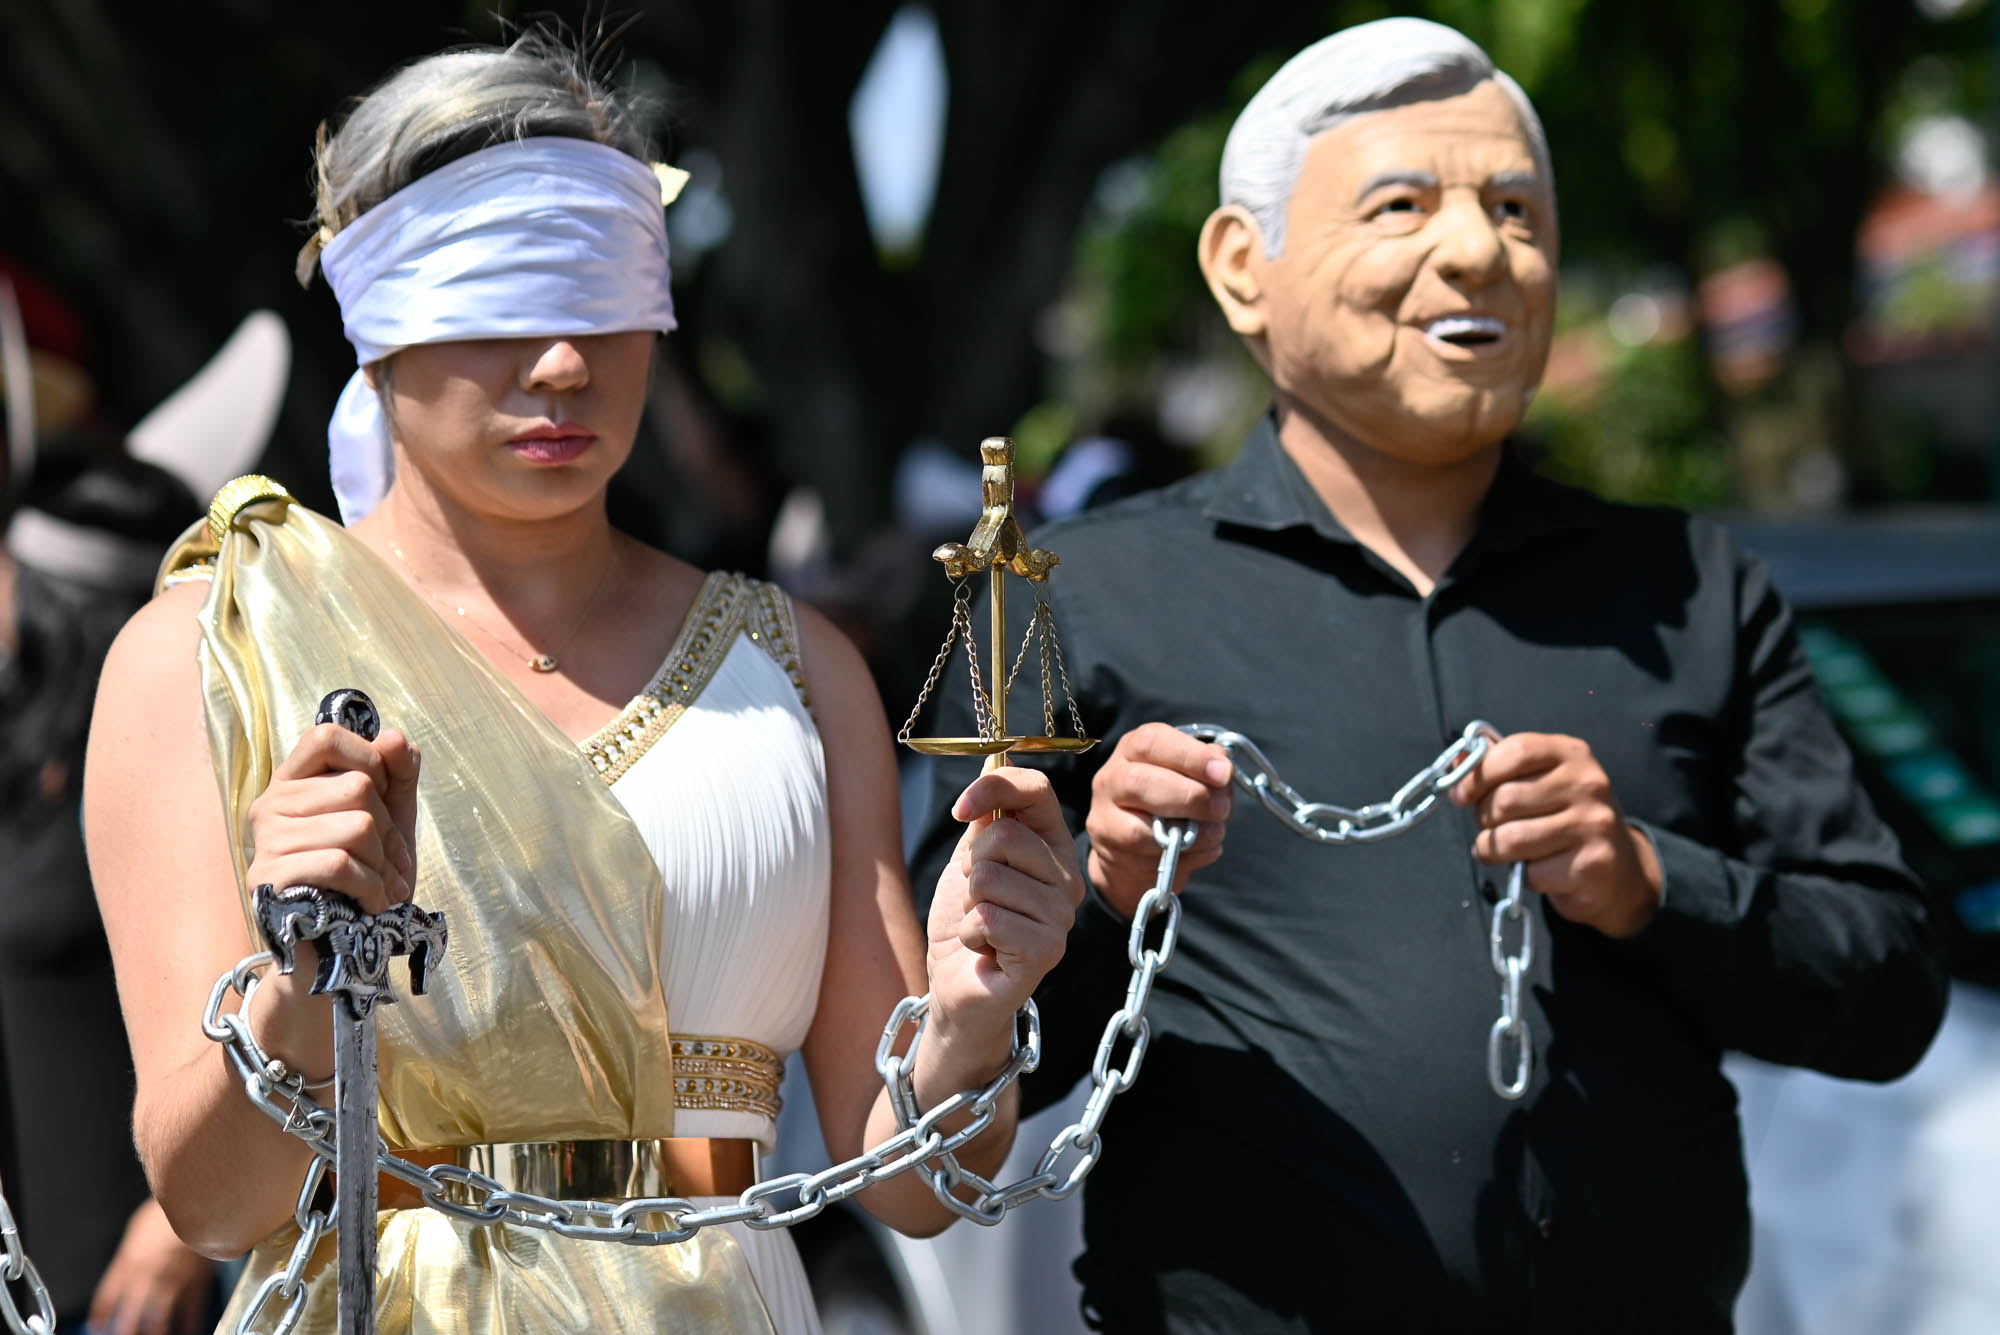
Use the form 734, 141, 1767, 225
297, 31, 653, 285
1, 448, 198, 806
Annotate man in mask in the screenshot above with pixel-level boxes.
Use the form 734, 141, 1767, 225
912, 17, 1945, 1333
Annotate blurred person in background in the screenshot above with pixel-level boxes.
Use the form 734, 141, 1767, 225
913, 17, 1946, 1333
1, 267, 225, 1335
1035, 412, 1195, 526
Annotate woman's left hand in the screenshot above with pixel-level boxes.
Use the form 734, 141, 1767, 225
924, 765, 1084, 1085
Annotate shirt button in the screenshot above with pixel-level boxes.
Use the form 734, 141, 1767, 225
1537, 1212, 1555, 1240
1480, 878, 1501, 905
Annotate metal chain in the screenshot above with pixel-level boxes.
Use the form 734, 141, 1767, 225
201, 822, 1200, 1333
1047, 611, 1088, 742
1037, 606, 1058, 738
1487, 862, 1533, 1099
231, 1160, 335, 1335
1183, 719, 1488, 845
998, 598, 1084, 742
960, 591, 996, 741
1002, 600, 1040, 699
898, 581, 974, 743
890, 819, 1191, 1220
0, 1179, 55, 1335
194, 713, 1529, 1334
1177, 720, 1535, 1100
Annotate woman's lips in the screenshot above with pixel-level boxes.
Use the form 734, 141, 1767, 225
507, 426, 597, 464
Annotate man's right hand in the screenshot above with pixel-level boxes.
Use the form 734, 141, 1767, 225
1085, 722, 1233, 917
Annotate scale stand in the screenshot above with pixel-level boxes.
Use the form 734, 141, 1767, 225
899, 436, 1096, 767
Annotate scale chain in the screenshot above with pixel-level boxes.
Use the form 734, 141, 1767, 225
1176, 719, 1534, 1101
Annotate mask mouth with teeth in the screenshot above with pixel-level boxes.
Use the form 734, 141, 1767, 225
1423, 315, 1508, 348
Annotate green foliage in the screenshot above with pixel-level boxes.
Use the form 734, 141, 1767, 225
1525, 336, 1733, 507
1074, 59, 1278, 373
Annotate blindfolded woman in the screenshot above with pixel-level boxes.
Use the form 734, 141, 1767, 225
83, 33, 1081, 1334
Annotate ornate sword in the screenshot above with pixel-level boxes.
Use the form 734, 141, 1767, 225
253, 689, 447, 1335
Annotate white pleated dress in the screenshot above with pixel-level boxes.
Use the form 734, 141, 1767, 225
589, 571, 831, 1334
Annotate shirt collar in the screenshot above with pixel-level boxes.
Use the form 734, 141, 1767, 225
1202, 412, 1601, 556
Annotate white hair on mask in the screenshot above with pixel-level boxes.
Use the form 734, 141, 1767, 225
1219, 17, 1552, 256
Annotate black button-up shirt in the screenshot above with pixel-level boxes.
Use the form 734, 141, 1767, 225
911, 419, 1946, 1334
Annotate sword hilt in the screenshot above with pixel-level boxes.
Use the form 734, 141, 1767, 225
253, 689, 449, 1018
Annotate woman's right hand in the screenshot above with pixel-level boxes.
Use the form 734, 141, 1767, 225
243, 722, 421, 915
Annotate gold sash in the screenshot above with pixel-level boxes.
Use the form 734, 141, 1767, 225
178, 481, 776, 1332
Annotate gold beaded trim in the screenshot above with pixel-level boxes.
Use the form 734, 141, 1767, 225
747, 578, 811, 713
671, 1033, 783, 1119
580, 572, 812, 785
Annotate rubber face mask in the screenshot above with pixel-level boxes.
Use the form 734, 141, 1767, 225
1253, 79, 1559, 467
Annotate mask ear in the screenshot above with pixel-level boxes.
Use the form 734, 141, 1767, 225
1198, 205, 1270, 340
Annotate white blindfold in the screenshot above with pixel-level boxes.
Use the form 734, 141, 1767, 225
319, 137, 682, 523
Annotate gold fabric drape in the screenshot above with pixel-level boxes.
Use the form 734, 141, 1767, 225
172, 489, 775, 1332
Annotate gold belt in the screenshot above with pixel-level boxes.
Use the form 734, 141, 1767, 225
380, 1137, 761, 1209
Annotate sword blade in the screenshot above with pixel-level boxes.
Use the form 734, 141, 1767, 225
333, 991, 377, 1335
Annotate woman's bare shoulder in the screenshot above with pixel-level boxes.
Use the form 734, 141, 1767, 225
788, 597, 880, 717
97, 580, 209, 715
111, 580, 208, 660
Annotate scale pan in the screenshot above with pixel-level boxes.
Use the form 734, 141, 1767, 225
903, 737, 1018, 756
902, 736, 1100, 757
1003, 735, 1099, 755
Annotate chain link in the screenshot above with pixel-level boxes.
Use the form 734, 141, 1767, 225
1178, 720, 1535, 1100
1182, 718, 1495, 845
0, 1178, 54, 1335
1487, 861, 1534, 1099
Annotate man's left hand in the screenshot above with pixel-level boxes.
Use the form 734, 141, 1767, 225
1451, 732, 1663, 939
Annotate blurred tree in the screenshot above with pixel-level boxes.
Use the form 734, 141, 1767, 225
635, 0, 1342, 549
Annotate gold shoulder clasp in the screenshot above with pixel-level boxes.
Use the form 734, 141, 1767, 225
207, 474, 293, 546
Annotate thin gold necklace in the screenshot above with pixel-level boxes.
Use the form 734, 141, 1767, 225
386, 530, 620, 674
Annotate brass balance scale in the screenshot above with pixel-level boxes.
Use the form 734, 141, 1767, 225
898, 436, 1096, 764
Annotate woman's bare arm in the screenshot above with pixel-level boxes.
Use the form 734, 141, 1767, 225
84, 583, 417, 1257
796, 606, 1079, 1238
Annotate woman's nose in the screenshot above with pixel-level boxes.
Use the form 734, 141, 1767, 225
523, 339, 590, 393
